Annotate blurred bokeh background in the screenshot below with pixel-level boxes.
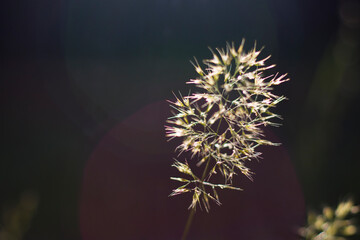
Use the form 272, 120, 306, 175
1, 0, 359, 239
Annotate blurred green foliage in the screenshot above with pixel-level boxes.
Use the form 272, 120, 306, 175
0, 191, 38, 240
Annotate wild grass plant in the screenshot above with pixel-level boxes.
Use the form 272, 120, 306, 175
165, 40, 288, 239
299, 199, 359, 240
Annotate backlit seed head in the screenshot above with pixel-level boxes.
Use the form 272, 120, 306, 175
166, 40, 289, 211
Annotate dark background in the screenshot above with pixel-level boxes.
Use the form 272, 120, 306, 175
1, 0, 359, 239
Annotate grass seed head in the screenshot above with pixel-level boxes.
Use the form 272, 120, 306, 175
166, 40, 289, 211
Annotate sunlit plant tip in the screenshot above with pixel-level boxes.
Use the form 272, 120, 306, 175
166, 39, 289, 211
